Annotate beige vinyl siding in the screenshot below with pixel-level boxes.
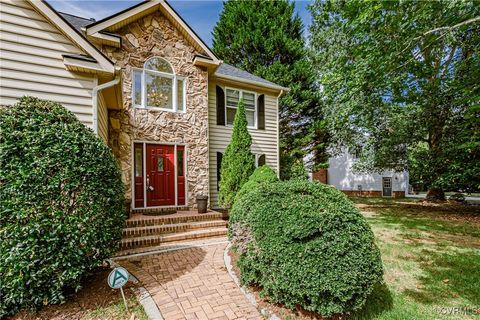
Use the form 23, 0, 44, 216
98, 92, 108, 142
0, 0, 96, 128
208, 80, 279, 206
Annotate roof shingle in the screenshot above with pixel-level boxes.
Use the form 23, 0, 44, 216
214, 63, 285, 90
59, 12, 95, 31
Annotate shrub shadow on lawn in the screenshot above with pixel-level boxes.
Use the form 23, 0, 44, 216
350, 282, 394, 319
403, 249, 480, 305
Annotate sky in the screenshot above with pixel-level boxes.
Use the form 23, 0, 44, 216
48, 0, 313, 47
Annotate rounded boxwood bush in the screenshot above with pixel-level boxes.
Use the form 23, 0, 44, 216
0, 97, 125, 316
229, 180, 383, 316
235, 165, 278, 202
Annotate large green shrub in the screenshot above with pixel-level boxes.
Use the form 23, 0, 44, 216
229, 180, 383, 316
218, 98, 255, 207
0, 97, 125, 316
235, 165, 278, 202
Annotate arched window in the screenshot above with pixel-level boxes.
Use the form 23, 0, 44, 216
132, 57, 186, 112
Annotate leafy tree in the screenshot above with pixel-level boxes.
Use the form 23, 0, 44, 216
219, 99, 255, 207
212, 0, 329, 177
309, 0, 480, 198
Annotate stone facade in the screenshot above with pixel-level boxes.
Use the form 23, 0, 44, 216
102, 11, 209, 208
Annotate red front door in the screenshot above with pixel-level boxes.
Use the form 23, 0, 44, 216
146, 144, 175, 207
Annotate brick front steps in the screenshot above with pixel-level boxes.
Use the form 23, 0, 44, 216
117, 210, 228, 256
122, 220, 228, 238
126, 211, 227, 227
131, 206, 190, 215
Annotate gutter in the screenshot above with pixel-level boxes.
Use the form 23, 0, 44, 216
214, 73, 289, 92
92, 74, 121, 134
276, 90, 284, 178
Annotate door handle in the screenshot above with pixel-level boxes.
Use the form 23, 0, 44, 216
146, 175, 154, 191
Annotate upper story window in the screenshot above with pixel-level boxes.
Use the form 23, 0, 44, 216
225, 88, 256, 128
132, 57, 186, 112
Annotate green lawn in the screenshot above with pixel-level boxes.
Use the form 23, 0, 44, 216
350, 197, 480, 320
81, 293, 148, 320
415, 192, 480, 197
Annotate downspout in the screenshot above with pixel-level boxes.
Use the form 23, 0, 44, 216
92, 75, 121, 134
276, 89, 284, 178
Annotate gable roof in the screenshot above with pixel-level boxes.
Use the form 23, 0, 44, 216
28, 0, 115, 74
215, 63, 288, 91
45, 0, 287, 91
85, 0, 220, 64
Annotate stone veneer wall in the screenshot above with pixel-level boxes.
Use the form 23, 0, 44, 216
102, 11, 209, 208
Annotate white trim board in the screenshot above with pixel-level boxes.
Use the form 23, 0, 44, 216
28, 0, 115, 74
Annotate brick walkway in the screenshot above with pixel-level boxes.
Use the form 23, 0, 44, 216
119, 242, 262, 320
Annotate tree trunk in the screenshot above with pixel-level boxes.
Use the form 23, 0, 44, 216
426, 188, 446, 201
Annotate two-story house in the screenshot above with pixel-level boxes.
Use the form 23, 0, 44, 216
0, 0, 287, 211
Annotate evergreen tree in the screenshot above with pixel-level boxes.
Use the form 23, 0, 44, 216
219, 99, 255, 207
212, 0, 329, 178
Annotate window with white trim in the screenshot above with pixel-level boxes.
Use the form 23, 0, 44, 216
255, 154, 266, 167
132, 57, 186, 112
225, 88, 256, 127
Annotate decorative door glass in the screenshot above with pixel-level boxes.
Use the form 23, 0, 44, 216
135, 147, 143, 177
177, 150, 184, 177
157, 157, 164, 172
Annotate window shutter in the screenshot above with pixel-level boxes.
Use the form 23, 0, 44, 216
257, 94, 265, 130
216, 86, 225, 125
216, 152, 223, 190
258, 154, 266, 167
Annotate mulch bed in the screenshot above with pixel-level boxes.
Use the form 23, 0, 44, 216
228, 250, 344, 320
7, 267, 141, 320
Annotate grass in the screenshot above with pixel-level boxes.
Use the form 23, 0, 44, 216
415, 192, 480, 197
81, 292, 148, 320
350, 197, 480, 320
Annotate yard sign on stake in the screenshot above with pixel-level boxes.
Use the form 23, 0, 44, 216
108, 267, 130, 313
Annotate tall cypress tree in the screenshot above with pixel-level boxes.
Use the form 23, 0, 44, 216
212, 0, 328, 178
219, 99, 255, 207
